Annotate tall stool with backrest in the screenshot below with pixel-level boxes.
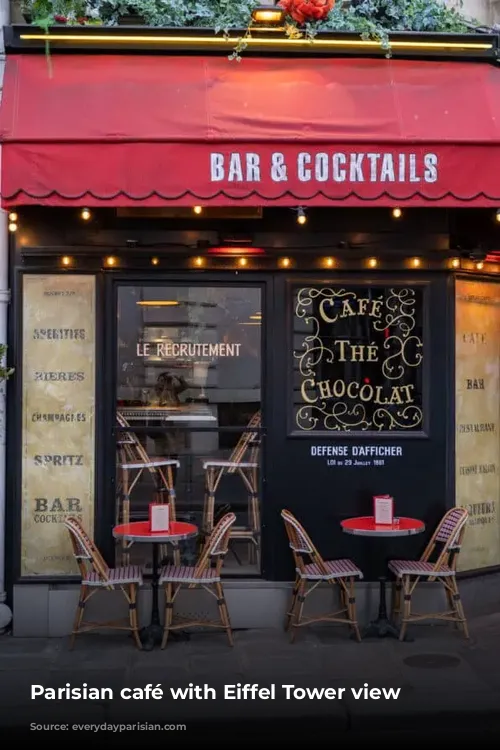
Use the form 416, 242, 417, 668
202, 410, 261, 565
389, 507, 469, 641
116, 412, 181, 565
281, 509, 363, 642
64, 516, 143, 649
159, 512, 236, 648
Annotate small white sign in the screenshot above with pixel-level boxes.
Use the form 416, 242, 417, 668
374, 495, 394, 525
149, 503, 170, 533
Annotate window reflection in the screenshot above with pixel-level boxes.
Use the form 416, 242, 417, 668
115, 286, 262, 575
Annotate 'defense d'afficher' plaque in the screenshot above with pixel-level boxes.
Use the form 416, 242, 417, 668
21, 275, 96, 576
455, 279, 500, 571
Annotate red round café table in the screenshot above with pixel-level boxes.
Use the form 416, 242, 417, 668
341, 516, 425, 639
113, 521, 198, 650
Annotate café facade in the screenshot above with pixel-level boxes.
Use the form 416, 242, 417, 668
1, 24, 499, 635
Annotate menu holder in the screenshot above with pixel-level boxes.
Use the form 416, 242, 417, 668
149, 503, 170, 533
373, 495, 394, 525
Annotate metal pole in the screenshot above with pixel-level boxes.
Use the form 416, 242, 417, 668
0, 0, 13, 633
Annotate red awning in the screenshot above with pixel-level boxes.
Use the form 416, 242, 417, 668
1, 54, 500, 207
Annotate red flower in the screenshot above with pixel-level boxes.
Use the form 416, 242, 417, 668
77, 16, 87, 24
279, 0, 335, 25
54, 14, 67, 23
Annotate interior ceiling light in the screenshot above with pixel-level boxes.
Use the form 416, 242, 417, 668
476, 261, 484, 270
251, 5, 285, 24
250, 314, 262, 320
451, 258, 460, 268
207, 246, 265, 256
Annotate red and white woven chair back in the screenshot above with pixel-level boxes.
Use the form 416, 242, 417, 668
281, 510, 314, 555
209, 512, 237, 556
227, 410, 261, 474
435, 508, 468, 547
65, 517, 110, 583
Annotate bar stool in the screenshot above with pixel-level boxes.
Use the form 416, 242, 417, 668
202, 411, 261, 566
117, 456, 181, 566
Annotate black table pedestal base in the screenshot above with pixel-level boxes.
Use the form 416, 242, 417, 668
139, 624, 189, 651
362, 576, 411, 640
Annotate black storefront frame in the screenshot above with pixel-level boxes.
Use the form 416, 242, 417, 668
103, 273, 272, 577
3, 263, 476, 589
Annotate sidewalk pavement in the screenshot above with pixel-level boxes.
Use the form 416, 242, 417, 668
1, 611, 500, 737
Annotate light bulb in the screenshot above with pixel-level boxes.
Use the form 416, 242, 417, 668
193, 206, 203, 215
280, 257, 291, 268
8, 222, 17, 233
238, 257, 248, 267
61, 256, 72, 267
105, 256, 116, 267
368, 258, 378, 268
297, 208, 307, 225
392, 207, 402, 219
81, 208, 91, 221
451, 258, 460, 269
411, 257, 421, 267
194, 256, 204, 267
324, 257, 334, 267
8, 212, 18, 222
476, 261, 484, 270
495, 209, 500, 223
151, 257, 159, 266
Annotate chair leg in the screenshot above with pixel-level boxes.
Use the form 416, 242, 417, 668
391, 580, 402, 621
347, 576, 361, 642
70, 584, 88, 650
128, 584, 142, 650
285, 577, 300, 631
215, 581, 233, 646
161, 583, 174, 650
290, 580, 306, 644
399, 576, 411, 642
450, 576, 469, 639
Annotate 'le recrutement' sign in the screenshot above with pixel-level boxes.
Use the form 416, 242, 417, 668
209, 151, 438, 185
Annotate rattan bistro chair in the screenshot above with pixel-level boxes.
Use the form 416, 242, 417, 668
64, 517, 143, 650
389, 507, 469, 641
159, 512, 236, 649
281, 509, 363, 642
202, 410, 261, 565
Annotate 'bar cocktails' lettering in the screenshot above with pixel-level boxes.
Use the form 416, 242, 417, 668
211, 152, 438, 184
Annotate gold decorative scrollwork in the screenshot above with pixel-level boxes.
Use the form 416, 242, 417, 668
373, 288, 417, 338
294, 286, 424, 432
296, 403, 370, 432
381, 335, 424, 380
372, 406, 423, 431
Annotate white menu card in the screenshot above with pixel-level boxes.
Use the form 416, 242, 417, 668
149, 503, 170, 532
373, 495, 394, 525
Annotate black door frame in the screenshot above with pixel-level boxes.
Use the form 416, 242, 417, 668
99, 271, 276, 578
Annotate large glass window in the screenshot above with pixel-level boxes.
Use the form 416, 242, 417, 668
292, 285, 424, 433
115, 285, 262, 574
